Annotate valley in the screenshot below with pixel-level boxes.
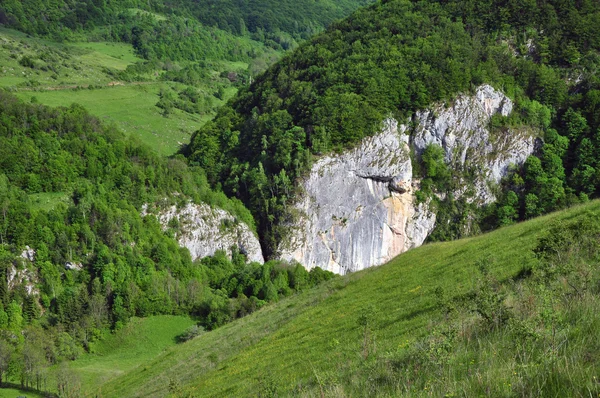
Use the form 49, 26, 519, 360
0, 0, 598, 396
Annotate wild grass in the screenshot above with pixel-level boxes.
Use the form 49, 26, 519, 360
0, 27, 249, 156
70, 42, 141, 70
0, 387, 45, 398
67, 316, 194, 396
78, 200, 600, 397
28, 192, 70, 212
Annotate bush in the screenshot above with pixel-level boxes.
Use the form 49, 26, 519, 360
176, 325, 206, 343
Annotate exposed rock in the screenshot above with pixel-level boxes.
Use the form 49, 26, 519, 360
65, 262, 83, 271
20, 246, 35, 262
278, 119, 436, 274
7, 265, 38, 296
148, 202, 264, 264
412, 84, 538, 204
278, 85, 537, 274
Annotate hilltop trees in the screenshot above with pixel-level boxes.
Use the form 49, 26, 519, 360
185, 0, 599, 252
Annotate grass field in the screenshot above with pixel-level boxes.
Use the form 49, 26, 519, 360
69, 315, 195, 395
70, 41, 141, 70
61, 200, 600, 397
0, 27, 250, 156
0, 388, 44, 398
28, 192, 71, 212
14, 84, 211, 156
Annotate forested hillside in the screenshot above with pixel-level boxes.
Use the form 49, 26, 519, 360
0, 0, 373, 51
0, 93, 333, 392
161, 0, 374, 40
186, 0, 600, 257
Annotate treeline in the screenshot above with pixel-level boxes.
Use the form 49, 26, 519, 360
0, 0, 372, 56
185, 0, 600, 256
0, 93, 333, 391
158, 0, 374, 41
0, 0, 144, 38
102, 12, 267, 62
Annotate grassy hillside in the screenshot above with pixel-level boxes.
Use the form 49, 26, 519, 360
77, 200, 600, 397
0, 27, 259, 155
68, 315, 195, 393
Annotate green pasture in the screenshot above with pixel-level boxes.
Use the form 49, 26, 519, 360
15, 84, 212, 156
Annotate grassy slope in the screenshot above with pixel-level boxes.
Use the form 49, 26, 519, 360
85, 200, 600, 397
15, 84, 209, 156
0, 388, 44, 398
70, 316, 195, 395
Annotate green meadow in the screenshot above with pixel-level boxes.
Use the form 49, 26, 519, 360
0, 388, 44, 398
14, 84, 209, 156
0, 27, 251, 156
69, 315, 195, 394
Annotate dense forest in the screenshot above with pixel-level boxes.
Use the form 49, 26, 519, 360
0, 92, 333, 390
0, 0, 372, 54
185, 0, 600, 256
159, 0, 374, 40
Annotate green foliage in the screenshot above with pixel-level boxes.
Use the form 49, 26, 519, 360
175, 325, 205, 343
163, 0, 373, 42
186, 0, 600, 256
0, 93, 338, 394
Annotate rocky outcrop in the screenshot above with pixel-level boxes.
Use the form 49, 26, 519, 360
147, 203, 264, 264
278, 119, 435, 274
278, 85, 538, 274
412, 84, 539, 204
8, 265, 38, 296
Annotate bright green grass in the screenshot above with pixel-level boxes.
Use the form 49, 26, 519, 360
69, 315, 194, 395
70, 41, 142, 70
28, 192, 70, 212
87, 201, 600, 397
0, 388, 44, 398
15, 85, 211, 156
1, 27, 241, 155
0, 28, 124, 87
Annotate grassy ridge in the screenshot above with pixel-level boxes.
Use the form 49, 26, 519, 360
86, 201, 600, 397
14, 84, 208, 157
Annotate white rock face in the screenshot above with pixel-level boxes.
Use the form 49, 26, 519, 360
278, 85, 537, 274
8, 265, 38, 295
149, 203, 264, 264
65, 262, 83, 271
20, 246, 35, 262
278, 119, 436, 274
412, 84, 538, 204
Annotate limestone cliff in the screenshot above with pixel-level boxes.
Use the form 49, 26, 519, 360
147, 203, 264, 264
412, 84, 539, 204
278, 85, 538, 274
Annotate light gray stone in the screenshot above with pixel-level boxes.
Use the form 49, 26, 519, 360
412, 84, 537, 204
277, 85, 537, 274
148, 202, 264, 264
278, 119, 435, 274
